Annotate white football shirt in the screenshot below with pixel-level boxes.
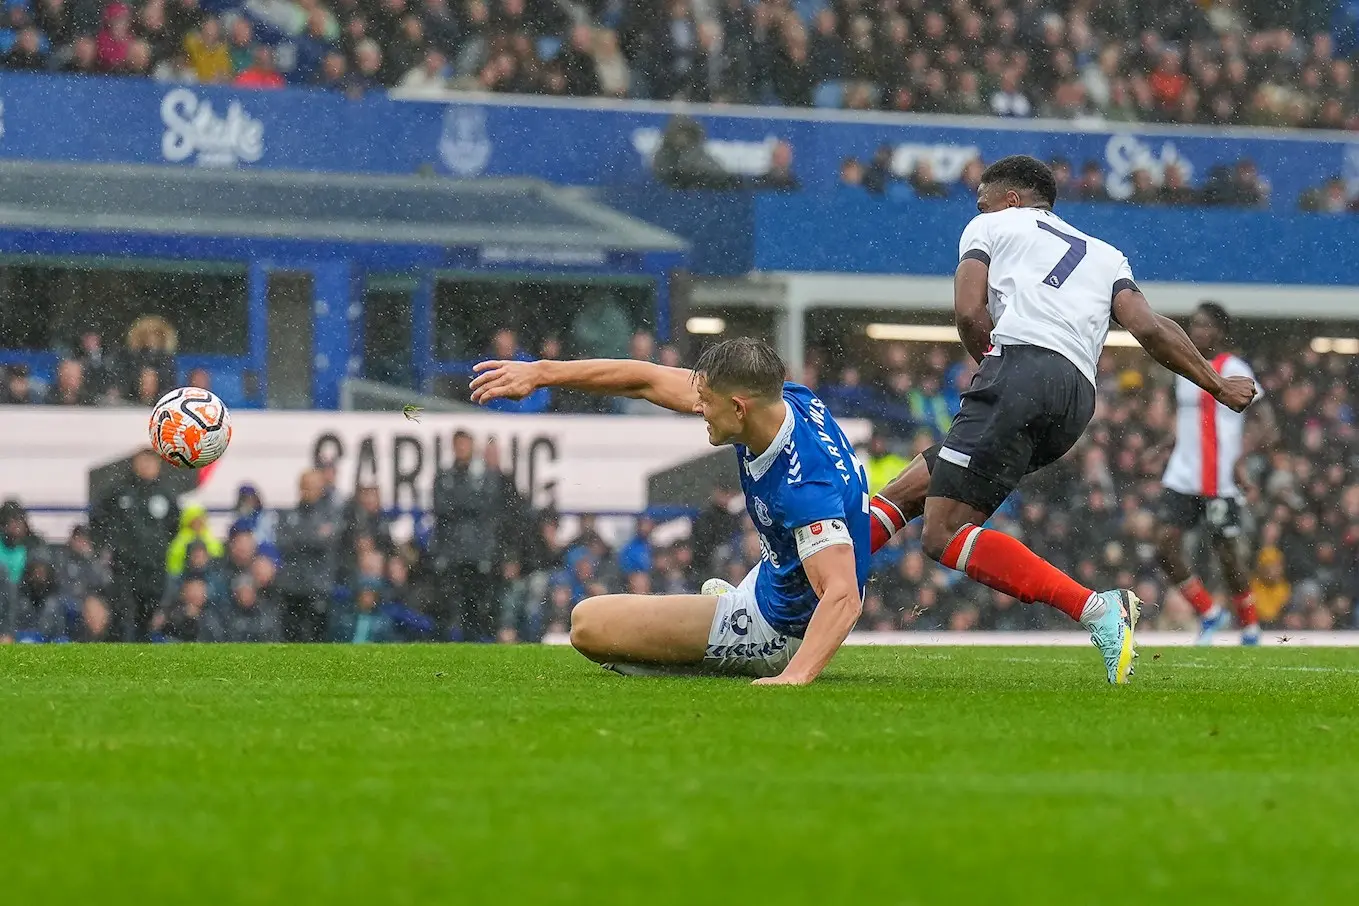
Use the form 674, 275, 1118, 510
959, 206, 1137, 385
1162, 354, 1256, 499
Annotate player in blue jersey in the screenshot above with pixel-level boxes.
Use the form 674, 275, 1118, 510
470, 338, 869, 686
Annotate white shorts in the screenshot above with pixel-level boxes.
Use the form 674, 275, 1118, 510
703, 565, 802, 678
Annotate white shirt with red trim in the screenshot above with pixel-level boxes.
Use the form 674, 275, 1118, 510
1162, 353, 1256, 499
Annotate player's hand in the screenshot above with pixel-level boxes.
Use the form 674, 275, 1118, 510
752, 672, 814, 687
1215, 376, 1258, 413
470, 360, 541, 404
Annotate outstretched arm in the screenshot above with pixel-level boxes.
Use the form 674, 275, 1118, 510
754, 541, 862, 686
471, 359, 699, 414
1112, 289, 1257, 411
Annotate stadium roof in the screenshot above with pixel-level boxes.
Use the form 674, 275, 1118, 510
0, 161, 687, 253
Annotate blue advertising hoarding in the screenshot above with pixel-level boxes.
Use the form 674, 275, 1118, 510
2, 73, 1358, 211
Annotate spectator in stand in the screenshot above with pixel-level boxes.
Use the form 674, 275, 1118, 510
1, 553, 70, 643
838, 157, 865, 189
165, 502, 224, 577
235, 46, 286, 88
351, 38, 385, 92
1299, 176, 1352, 213
97, 3, 135, 72
136, 1, 178, 65
555, 24, 600, 97
45, 358, 91, 410
184, 16, 231, 83
121, 37, 153, 75
204, 572, 284, 642
431, 430, 502, 640
0, 500, 41, 596
1, 365, 42, 404
752, 139, 800, 191
312, 51, 353, 92
275, 468, 340, 642
3, 28, 48, 70
54, 524, 112, 611
771, 18, 813, 107
157, 570, 209, 641
990, 68, 1032, 117
35, 0, 74, 49
62, 34, 102, 75
398, 49, 449, 94
1078, 161, 1110, 201
1050, 158, 1077, 201
122, 315, 176, 398
226, 15, 255, 73
908, 159, 949, 199
593, 27, 630, 98
1158, 163, 1199, 205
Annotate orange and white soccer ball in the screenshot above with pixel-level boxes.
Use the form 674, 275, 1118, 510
148, 387, 233, 468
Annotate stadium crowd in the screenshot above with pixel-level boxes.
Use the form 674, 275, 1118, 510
3, 331, 1358, 643
0, 0, 1348, 129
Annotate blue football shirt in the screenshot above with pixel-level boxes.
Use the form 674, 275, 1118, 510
735, 383, 871, 637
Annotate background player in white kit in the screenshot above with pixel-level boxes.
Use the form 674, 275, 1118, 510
1157, 302, 1275, 645
859, 156, 1257, 683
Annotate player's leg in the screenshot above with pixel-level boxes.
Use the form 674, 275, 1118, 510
570, 592, 715, 666
869, 450, 934, 552
1210, 501, 1260, 644
571, 567, 799, 678
1155, 491, 1225, 641
921, 348, 1136, 682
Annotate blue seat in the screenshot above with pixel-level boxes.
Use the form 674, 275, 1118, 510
813, 80, 844, 109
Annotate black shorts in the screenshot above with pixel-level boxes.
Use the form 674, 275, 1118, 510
1157, 489, 1245, 540
926, 345, 1096, 515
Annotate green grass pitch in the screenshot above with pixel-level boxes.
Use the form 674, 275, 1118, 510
3, 645, 1358, 905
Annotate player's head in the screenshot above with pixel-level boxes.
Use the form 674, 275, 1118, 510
691, 337, 786, 446
1189, 301, 1230, 354
976, 155, 1058, 213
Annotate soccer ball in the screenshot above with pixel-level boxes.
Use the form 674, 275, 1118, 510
148, 387, 233, 468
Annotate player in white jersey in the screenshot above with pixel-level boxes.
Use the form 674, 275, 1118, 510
856, 156, 1257, 683
1157, 302, 1274, 645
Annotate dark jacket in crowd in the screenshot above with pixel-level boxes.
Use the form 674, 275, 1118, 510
431, 461, 502, 568
89, 476, 180, 573
275, 501, 340, 598
202, 587, 284, 642
54, 539, 112, 602
2, 555, 70, 640
652, 116, 742, 190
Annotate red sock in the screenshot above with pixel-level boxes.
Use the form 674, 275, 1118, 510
869, 494, 908, 553
1178, 577, 1216, 616
940, 525, 1094, 622
1232, 590, 1258, 628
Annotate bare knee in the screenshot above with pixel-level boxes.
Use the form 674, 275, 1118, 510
569, 597, 609, 662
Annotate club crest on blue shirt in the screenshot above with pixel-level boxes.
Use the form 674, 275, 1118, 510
752, 496, 773, 527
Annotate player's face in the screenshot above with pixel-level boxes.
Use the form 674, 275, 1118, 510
692, 376, 744, 446
975, 182, 1021, 214
1188, 311, 1221, 352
